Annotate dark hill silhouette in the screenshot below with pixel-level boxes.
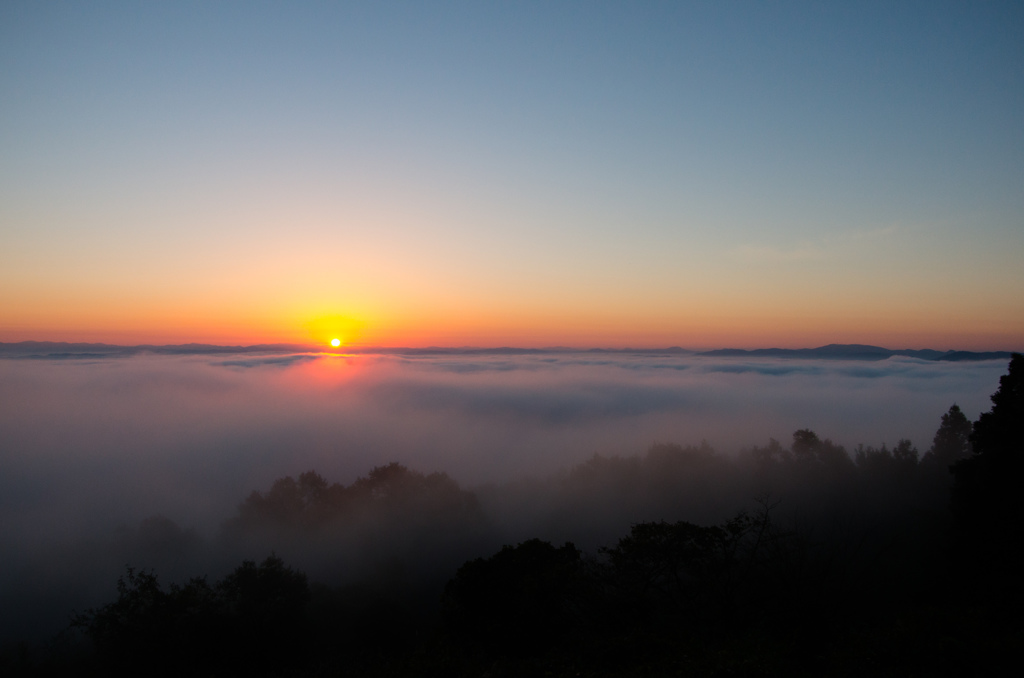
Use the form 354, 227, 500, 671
0, 341, 308, 359
938, 350, 1017, 361
700, 343, 1013, 361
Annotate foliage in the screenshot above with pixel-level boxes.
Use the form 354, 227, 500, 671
791, 428, 854, 470
854, 439, 918, 475
71, 556, 309, 676
229, 463, 482, 532
951, 353, 1024, 574
598, 499, 798, 628
921, 403, 972, 468
442, 539, 584, 654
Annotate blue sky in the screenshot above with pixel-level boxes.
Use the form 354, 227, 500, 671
2, 1, 1022, 348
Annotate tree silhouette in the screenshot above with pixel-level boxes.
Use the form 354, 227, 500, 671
72, 556, 310, 676
71, 568, 220, 675
601, 519, 736, 621
892, 439, 919, 466
951, 354, 1024, 575
598, 503, 792, 630
216, 555, 310, 669
229, 464, 481, 534
921, 404, 972, 470
791, 428, 853, 470
749, 437, 791, 468
442, 539, 584, 654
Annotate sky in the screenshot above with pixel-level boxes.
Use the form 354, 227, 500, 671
1, 1, 1022, 349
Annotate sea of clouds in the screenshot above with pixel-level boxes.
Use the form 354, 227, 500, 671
0, 350, 1007, 538
0, 349, 1010, 640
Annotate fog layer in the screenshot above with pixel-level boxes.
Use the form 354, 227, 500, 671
0, 350, 1007, 639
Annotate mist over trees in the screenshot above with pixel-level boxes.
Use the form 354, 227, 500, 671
3, 355, 1022, 676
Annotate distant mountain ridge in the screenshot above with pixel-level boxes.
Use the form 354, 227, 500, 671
0, 341, 308, 359
699, 343, 1015, 361
0, 341, 1015, 362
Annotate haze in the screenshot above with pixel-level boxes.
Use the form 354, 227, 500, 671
0, 348, 1009, 638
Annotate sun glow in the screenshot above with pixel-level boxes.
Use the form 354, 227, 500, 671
304, 314, 364, 347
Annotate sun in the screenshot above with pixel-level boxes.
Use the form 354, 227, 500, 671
305, 314, 364, 348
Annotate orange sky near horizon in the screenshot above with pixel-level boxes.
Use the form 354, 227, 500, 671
1, 291, 1021, 351
2, 215, 1021, 350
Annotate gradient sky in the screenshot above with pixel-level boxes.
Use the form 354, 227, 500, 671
2, 1, 1022, 349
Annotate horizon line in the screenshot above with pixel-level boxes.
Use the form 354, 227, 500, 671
1, 340, 1020, 357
